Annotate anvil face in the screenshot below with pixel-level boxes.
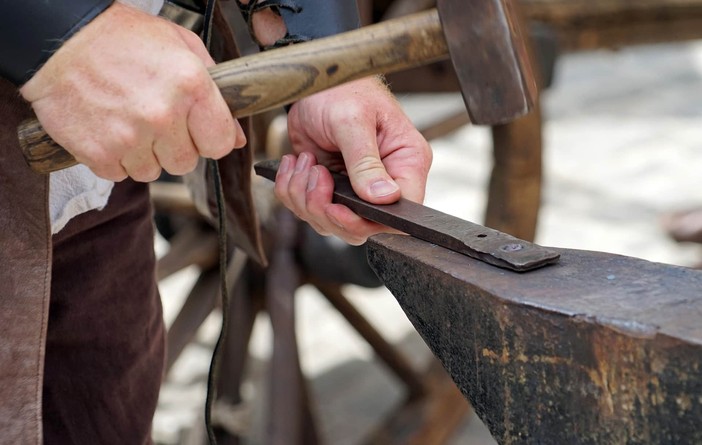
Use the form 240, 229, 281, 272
368, 234, 702, 445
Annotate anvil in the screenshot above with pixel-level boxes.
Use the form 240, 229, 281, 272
368, 234, 702, 444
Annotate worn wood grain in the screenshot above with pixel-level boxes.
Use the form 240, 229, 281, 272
19, 10, 449, 174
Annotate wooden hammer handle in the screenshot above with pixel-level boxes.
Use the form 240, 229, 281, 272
19, 10, 448, 174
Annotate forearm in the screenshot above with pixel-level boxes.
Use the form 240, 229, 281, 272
0, 0, 115, 85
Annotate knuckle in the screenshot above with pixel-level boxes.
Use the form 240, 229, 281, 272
143, 101, 173, 128
77, 144, 117, 170
112, 125, 140, 148
328, 101, 365, 125
219, 129, 239, 155
205, 144, 233, 160
163, 151, 199, 176
273, 182, 289, 203
406, 128, 433, 161
130, 165, 162, 183
419, 137, 433, 165
351, 155, 385, 176
197, 128, 237, 159
180, 28, 202, 45
176, 60, 209, 96
88, 160, 126, 182
416, 144, 434, 175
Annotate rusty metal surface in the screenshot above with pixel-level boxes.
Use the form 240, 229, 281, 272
254, 160, 558, 272
367, 234, 702, 444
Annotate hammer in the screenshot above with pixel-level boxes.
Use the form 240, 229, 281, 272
19, 0, 537, 174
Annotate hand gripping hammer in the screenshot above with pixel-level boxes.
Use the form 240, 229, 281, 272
18, 0, 537, 174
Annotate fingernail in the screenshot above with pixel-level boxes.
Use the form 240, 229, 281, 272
279, 156, 291, 175
370, 179, 399, 198
295, 153, 309, 173
307, 166, 319, 192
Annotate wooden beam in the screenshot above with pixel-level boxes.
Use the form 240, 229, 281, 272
520, 0, 702, 50
522, 0, 702, 23
486, 103, 542, 241
550, 17, 702, 50
367, 234, 702, 444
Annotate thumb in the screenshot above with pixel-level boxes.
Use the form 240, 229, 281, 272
332, 117, 401, 204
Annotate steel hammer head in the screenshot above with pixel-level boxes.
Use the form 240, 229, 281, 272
439, 0, 537, 125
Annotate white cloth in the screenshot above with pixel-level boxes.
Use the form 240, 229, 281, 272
49, 0, 165, 234
49, 165, 115, 233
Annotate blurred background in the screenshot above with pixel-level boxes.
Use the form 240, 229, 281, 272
152, 1, 702, 444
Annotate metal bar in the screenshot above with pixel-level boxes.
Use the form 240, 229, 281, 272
254, 160, 559, 272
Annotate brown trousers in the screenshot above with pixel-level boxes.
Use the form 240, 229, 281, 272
44, 179, 165, 445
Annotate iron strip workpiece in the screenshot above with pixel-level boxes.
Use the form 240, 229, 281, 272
254, 160, 560, 272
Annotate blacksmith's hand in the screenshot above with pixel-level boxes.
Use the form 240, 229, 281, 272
19, 2, 246, 182
274, 76, 433, 245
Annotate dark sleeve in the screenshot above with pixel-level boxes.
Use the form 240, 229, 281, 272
0, 0, 115, 86
237, 0, 360, 48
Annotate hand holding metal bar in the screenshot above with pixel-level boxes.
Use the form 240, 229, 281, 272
254, 160, 558, 272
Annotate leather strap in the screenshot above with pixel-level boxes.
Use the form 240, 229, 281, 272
0, 0, 114, 85
160, 1, 205, 33
197, 3, 232, 445
0, 78, 51, 444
